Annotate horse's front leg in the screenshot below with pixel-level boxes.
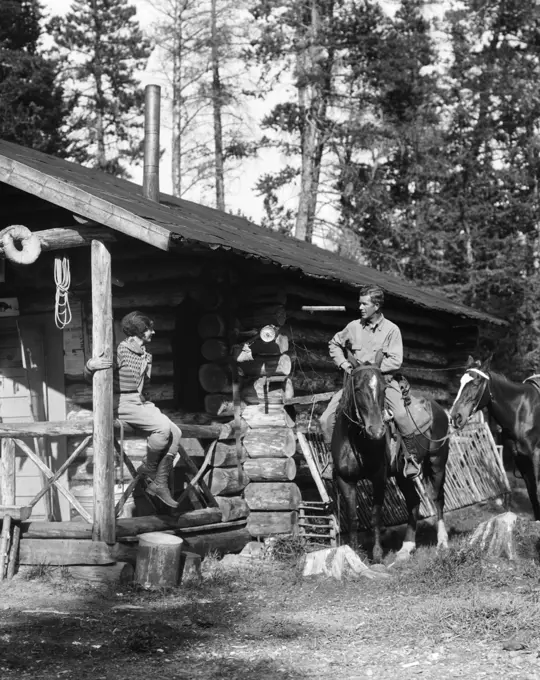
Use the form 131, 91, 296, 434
395, 475, 420, 560
371, 473, 385, 563
429, 448, 449, 551
515, 450, 540, 521
336, 475, 359, 551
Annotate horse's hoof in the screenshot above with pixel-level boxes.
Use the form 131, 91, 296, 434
395, 541, 416, 562
437, 541, 449, 552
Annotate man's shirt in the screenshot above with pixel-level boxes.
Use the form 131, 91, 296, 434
328, 314, 403, 375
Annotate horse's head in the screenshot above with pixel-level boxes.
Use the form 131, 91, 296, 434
450, 355, 492, 429
341, 358, 386, 440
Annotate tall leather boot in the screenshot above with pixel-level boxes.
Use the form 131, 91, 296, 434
147, 454, 178, 508
137, 448, 160, 481
401, 433, 422, 479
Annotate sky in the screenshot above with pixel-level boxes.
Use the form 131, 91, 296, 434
40, 0, 446, 244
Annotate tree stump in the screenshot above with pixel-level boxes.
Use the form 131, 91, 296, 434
468, 511, 540, 560
134, 532, 184, 588
302, 545, 389, 581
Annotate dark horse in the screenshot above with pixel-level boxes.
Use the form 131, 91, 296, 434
451, 356, 540, 520
332, 360, 451, 562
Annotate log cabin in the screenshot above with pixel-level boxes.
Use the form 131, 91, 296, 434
0, 87, 505, 573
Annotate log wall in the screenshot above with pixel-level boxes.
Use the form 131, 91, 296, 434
21, 237, 479, 537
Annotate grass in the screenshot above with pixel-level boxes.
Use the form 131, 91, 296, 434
3, 526, 540, 678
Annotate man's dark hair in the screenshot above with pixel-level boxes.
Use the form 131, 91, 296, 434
358, 284, 385, 309
121, 311, 154, 338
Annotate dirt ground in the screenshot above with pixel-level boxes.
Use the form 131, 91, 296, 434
2, 480, 540, 680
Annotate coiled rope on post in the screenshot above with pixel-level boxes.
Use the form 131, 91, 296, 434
54, 255, 72, 329
0, 225, 41, 265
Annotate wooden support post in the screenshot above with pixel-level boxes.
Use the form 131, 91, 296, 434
0, 439, 15, 581
91, 240, 115, 544
0, 438, 15, 507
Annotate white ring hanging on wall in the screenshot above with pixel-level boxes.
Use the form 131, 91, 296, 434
0, 225, 41, 265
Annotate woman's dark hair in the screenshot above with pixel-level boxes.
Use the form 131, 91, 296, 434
121, 311, 154, 338
358, 284, 384, 309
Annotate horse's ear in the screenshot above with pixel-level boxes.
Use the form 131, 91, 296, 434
465, 356, 475, 368
481, 355, 493, 371
374, 349, 384, 367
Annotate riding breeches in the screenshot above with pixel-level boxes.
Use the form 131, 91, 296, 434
116, 394, 182, 463
319, 379, 415, 444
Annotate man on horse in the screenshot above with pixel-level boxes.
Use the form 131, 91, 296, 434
320, 284, 421, 479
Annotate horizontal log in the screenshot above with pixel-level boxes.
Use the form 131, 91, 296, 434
202, 467, 250, 496
113, 259, 202, 283
238, 306, 287, 329
0, 226, 116, 256
291, 347, 334, 371
204, 394, 244, 417
212, 440, 247, 467
61, 562, 134, 584
244, 286, 287, 305
66, 382, 174, 406
21, 515, 178, 539
18, 538, 114, 565
199, 363, 232, 393
243, 428, 296, 458
239, 354, 292, 377
0, 421, 95, 437
201, 338, 229, 361
198, 313, 226, 338
283, 324, 331, 346
151, 359, 174, 378
243, 457, 296, 482
247, 510, 298, 537
403, 366, 449, 386
190, 287, 223, 311
176, 508, 223, 528
293, 370, 342, 395
242, 405, 295, 429
23, 290, 186, 315
244, 482, 302, 511
215, 497, 250, 522
284, 391, 333, 406
0, 505, 32, 520
182, 526, 252, 557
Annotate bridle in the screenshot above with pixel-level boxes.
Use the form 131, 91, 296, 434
460, 367, 492, 424
341, 365, 385, 430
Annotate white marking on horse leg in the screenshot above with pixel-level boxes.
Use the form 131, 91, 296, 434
437, 519, 449, 550
395, 540, 416, 562
450, 374, 474, 412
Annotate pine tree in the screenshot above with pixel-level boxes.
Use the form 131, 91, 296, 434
50, 0, 151, 177
0, 0, 66, 154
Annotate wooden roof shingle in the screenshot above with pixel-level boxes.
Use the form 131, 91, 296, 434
0, 140, 503, 325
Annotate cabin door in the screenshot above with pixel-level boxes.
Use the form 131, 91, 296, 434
0, 315, 66, 520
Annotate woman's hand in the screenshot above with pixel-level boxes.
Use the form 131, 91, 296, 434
86, 353, 113, 372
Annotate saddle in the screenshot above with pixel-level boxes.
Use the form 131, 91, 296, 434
394, 374, 433, 435
524, 374, 540, 394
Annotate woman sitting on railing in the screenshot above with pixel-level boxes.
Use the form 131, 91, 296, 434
84, 311, 180, 508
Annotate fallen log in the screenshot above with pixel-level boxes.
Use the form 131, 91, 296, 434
176, 508, 223, 528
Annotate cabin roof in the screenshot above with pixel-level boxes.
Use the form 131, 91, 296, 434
0, 140, 503, 325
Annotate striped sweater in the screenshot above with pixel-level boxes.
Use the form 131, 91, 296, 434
84, 337, 152, 395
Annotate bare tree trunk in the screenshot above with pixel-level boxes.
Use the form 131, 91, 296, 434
171, 0, 185, 197
210, 0, 225, 211
294, 0, 333, 243
91, 0, 107, 171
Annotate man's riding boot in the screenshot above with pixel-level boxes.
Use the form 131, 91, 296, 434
147, 454, 178, 508
401, 433, 422, 479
